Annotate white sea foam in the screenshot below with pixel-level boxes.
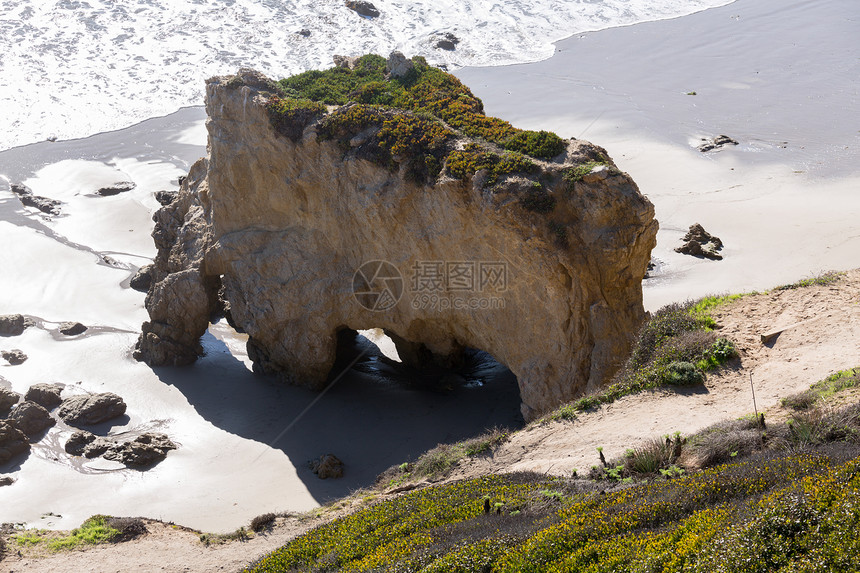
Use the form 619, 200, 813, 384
0, 0, 734, 151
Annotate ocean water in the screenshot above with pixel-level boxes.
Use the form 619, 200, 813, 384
0, 0, 734, 151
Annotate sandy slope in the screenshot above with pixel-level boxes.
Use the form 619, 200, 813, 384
3, 270, 858, 573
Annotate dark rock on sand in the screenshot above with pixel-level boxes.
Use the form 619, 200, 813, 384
7, 401, 56, 436
0, 476, 14, 486
58, 393, 127, 426
434, 32, 460, 51
1, 350, 28, 365
10, 183, 62, 215
25, 383, 63, 409
298, 28, 311, 37
130, 265, 154, 293
0, 420, 29, 464
96, 181, 136, 196
0, 387, 19, 416
675, 223, 724, 261
102, 433, 177, 467
154, 190, 178, 206
64, 430, 97, 456
59, 322, 87, 336
0, 314, 34, 336
698, 135, 739, 152
345, 0, 379, 18
310, 454, 344, 479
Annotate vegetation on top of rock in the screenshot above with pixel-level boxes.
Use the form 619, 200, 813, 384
318, 103, 454, 182
275, 54, 567, 160
445, 143, 537, 184
265, 96, 327, 142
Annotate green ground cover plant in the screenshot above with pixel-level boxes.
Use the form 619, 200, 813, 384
246, 445, 860, 572
10, 515, 145, 551
261, 54, 574, 186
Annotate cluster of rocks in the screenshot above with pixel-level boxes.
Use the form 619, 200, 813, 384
309, 454, 344, 479
1, 383, 175, 483
697, 135, 739, 153
9, 183, 62, 216
65, 430, 176, 468
1, 315, 90, 366
675, 223, 724, 260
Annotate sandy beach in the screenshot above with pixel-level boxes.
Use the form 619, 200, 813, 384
1, 0, 858, 551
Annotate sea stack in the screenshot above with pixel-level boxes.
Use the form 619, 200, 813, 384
135, 57, 657, 421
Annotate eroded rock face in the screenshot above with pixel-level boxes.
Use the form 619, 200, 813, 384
25, 384, 63, 409
135, 69, 657, 420
1, 350, 27, 365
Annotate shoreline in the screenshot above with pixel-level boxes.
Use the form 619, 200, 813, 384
2, 0, 859, 537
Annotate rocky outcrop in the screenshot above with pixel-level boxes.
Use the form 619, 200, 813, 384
25, 383, 63, 409
1, 350, 27, 365
675, 223, 723, 260
0, 314, 33, 336
58, 393, 127, 426
7, 401, 55, 436
135, 67, 657, 420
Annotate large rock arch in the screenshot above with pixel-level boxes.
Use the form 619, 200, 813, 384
135, 68, 657, 421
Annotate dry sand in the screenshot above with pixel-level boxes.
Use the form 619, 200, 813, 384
1, 0, 859, 570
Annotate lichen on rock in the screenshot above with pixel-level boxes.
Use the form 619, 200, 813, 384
135, 57, 658, 421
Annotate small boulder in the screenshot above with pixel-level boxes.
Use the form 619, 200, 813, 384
698, 135, 738, 152
102, 433, 176, 468
0, 420, 29, 464
345, 0, 379, 18
64, 430, 97, 456
58, 393, 127, 426
154, 190, 177, 206
130, 265, 154, 293
434, 32, 460, 51
8, 401, 56, 436
0, 314, 33, 336
96, 181, 136, 196
59, 322, 88, 336
298, 28, 311, 37
385, 51, 413, 79
24, 383, 63, 409
675, 223, 723, 260
310, 454, 344, 479
1, 350, 27, 365
0, 387, 19, 416
0, 476, 14, 486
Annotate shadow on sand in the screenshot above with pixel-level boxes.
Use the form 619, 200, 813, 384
152, 327, 524, 504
